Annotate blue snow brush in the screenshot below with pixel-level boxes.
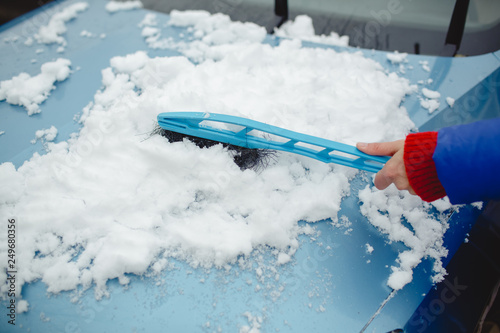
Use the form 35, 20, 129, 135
156, 112, 388, 173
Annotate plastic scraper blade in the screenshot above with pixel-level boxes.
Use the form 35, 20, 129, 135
157, 112, 389, 173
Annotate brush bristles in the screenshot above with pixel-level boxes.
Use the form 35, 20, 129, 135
151, 125, 276, 171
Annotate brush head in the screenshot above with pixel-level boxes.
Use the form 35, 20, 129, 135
152, 125, 276, 171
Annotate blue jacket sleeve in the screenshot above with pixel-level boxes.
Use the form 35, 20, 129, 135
433, 117, 500, 204
432, 118, 500, 204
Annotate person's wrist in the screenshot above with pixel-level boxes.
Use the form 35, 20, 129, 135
404, 132, 447, 202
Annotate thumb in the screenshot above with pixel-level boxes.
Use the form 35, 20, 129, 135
356, 140, 405, 157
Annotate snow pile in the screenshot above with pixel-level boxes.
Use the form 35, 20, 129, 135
420, 87, 441, 113
274, 15, 349, 47
139, 10, 267, 61
359, 185, 452, 290
35, 2, 89, 46
105, 0, 143, 13
0, 10, 451, 304
167, 9, 267, 50
0, 58, 71, 115
0, 38, 418, 300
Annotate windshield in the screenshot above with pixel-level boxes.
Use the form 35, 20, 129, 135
285, 0, 500, 31
242, 0, 500, 55
3, 0, 498, 55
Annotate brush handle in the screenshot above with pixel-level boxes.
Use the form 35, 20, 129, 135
157, 112, 389, 173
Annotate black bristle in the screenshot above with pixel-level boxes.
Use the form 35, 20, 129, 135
151, 125, 276, 171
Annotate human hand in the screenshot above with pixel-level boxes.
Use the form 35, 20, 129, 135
356, 140, 416, 195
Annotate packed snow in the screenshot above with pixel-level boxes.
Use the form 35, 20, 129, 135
0, 5, 456, 314
0, 58, 72, 115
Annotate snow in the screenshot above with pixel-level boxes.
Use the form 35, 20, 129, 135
35, 126, 58, 142
138, 13, 158, 27
274, 15, 349, 47
446, 96, 455, 107
80, 30, 94, 38
140, 10, 267, 61
240, 312, 262, 333
0, 58, 72, 115
419, 60, 431, 72
471, 201, 483, 210
420, 88, 441, 113
17, 300, 29, 314
0, 8, 454, 307
422, 88, 441, 99
359, 185, 452, 290
35, 2, 89, 46
277, 252, 292, 265
386, 51, 408, 64
24, 37, 34, 46
105, 0, 143, 13
3, 36, 19, 43
0, 163, 24, 205
109, 51, 149, 73
141, 26, 160, 37
420, 99, 440, 113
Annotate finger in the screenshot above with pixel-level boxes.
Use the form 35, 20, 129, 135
356, 140, 405, 157
373, 166, 393, 190
374, 149, 417, 194
373, 150, 404, 190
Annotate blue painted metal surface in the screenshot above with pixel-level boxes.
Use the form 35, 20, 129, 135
0, 0, 498, 332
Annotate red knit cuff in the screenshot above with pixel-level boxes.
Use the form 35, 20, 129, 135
404, 132, 447, 202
